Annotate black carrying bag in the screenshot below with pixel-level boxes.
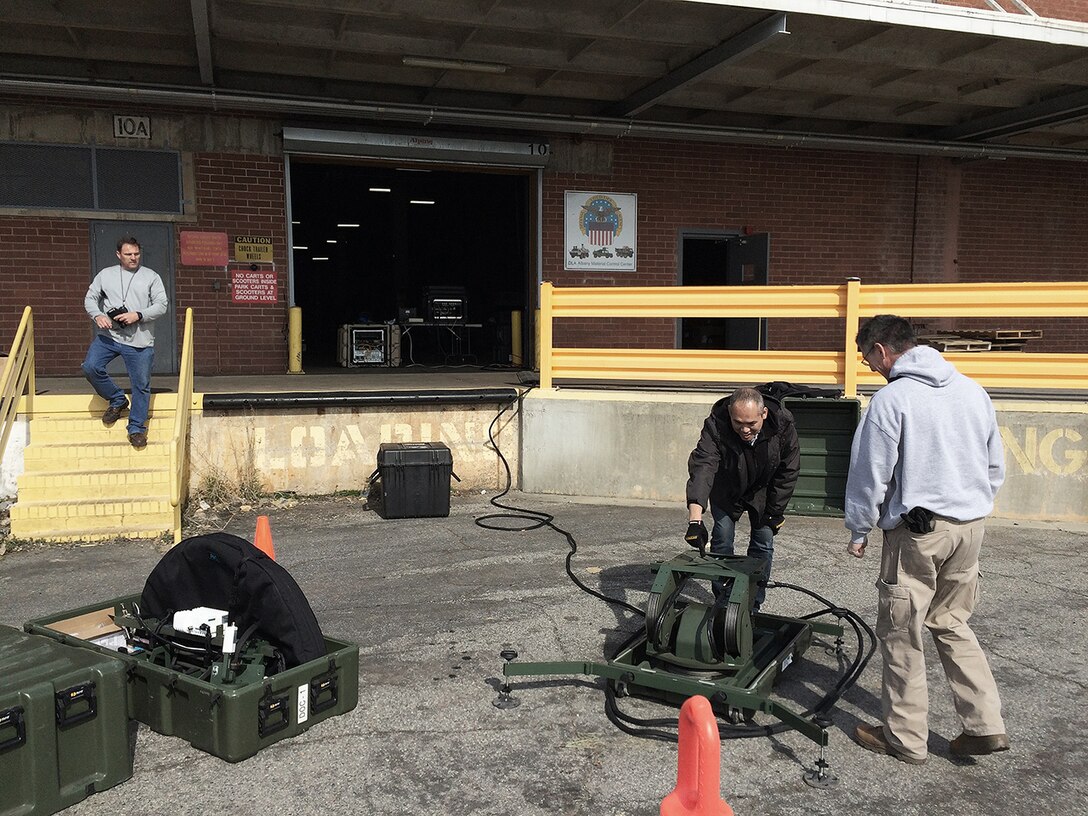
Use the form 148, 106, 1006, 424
757, 381, 843, 401
139, 532, 326, 669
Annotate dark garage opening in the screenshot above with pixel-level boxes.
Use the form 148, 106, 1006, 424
289, 159, 531, 369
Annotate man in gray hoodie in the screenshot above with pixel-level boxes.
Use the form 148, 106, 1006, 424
845, 314, 1008, 765
82, 235, 169, 448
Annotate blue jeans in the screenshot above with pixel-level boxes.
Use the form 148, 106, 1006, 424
709, 504, 775, 610
81, 334, 155, 435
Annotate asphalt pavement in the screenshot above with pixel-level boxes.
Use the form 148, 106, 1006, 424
1, 492, 1086, 816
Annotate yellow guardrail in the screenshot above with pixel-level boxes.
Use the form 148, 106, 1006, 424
1, 306, 35, 463
170, 307, 195, 544
539, 279, 1088, 396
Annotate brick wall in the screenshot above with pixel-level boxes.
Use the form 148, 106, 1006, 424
937, 0, 1088, 21
542, 140, 1088, 354
0, 153, 286, 376
182, 153, 287, 375
3, 137, 1086, 374
0, 218, 92, 376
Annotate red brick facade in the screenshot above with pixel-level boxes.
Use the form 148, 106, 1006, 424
543, 141, 1088, 354
181, 154, 288, 375
2, 126, 1085, 374
939, 0, 1088, 20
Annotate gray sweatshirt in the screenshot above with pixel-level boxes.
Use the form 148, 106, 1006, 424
84, 264, 169, 348
844, 344, 1005, 539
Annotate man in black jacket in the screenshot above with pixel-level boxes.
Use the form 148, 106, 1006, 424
685, 386, 801, 609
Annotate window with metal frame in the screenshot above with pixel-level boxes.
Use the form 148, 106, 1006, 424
0, 142, 182, 213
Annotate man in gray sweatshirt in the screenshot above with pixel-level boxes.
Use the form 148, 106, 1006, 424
82, 235, 169, 448
845, 314, 1008, 765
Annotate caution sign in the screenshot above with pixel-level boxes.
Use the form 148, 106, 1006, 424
232, 269, 278, 304
233, 235, 274, 263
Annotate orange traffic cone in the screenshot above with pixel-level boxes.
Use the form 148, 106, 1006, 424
660, 695, 734, 816
254, 515, 276, 560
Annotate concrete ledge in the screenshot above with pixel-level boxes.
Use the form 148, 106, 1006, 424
521, 389, 1088, 523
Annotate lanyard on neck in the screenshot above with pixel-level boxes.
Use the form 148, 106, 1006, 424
118, 266, 137, 305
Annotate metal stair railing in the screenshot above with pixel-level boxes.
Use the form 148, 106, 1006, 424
170, 307, 194, 544
1, 306, 35, 463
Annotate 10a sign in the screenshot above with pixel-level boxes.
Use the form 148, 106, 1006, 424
113, 115, 150, 139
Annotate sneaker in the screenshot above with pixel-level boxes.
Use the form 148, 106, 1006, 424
102, 401, 128, 425
950, 732, 1009, 756
853, 724, 927, 765
128, 432, 148, 448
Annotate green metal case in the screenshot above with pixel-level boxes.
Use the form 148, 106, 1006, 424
0, 625, 133, 816
783, 397, 861, 517
25, 595, 360, 763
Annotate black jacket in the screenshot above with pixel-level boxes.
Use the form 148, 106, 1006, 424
685, 396, 800, 526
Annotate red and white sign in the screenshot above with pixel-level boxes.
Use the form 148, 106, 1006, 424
180, 231, 229, 266
231, 269, 278, 304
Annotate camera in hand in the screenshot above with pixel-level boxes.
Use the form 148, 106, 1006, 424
106, 305, 129, 324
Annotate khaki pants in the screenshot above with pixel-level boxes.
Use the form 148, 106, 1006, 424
876, 519, 1005, 759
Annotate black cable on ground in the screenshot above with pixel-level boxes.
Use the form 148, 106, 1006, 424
474, 392, 644, 617
474, 392, 878, 743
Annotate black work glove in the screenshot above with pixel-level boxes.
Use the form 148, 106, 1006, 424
767, 516, 784, 536
685, 520, 708, 553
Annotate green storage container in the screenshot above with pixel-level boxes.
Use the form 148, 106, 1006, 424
783, 397, 860, 517
0, 625, 133, 816
25, 595, 360, 763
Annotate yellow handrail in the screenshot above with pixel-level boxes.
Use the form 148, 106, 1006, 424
1, 306, 35, 463
539, 280, 1088, 396
170, 308, 195, 544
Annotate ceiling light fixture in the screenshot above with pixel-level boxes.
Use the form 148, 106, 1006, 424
369, 187, 392, 192
409, 200, 436, 205
337, 223, 360, 228
326, 239, 337, 243
312, 257, 329, 261
292, 245, 308, 250
402, 55, 507, 74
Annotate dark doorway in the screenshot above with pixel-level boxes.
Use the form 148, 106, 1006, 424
288, 160, 531, 369
90, 221, 177, 375
679, 233, 769, 350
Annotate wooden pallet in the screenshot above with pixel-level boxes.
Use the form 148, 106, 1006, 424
954, 329, 1043, 341
917, 334, 991, 352
987, 341, 1029, 352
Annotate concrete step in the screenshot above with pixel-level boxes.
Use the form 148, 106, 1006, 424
29, 415, 174, 443
9, 500, 174, 542
16, 468, 171, 501
22, 441, 171, 471
6, 520, 172, 543
10, 496, 174, 520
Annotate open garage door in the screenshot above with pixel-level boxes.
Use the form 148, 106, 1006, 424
283, 128, 543, 372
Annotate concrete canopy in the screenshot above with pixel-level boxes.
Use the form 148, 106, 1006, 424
1, 0, 1088, 157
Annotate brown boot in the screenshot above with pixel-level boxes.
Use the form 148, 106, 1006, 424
853, 724, 927, 765
102, 401, 128, 425
950, 732, 1009, 756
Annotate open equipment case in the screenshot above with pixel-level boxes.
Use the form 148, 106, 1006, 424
23, 533, 360, 763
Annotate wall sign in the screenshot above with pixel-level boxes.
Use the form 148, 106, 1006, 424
234, 235, 274, 263
113, 114, 150, 139
231, 269, 278, 304
564, 191, 637, 271
180, 231, 229, 266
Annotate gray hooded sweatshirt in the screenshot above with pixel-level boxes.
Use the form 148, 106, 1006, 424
844, 344, 1005, 540
84, 264, 169, 349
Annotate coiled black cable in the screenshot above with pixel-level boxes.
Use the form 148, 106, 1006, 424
474, 391, 644, 617
475, 391, 877, 743
603, 582, 877, 742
